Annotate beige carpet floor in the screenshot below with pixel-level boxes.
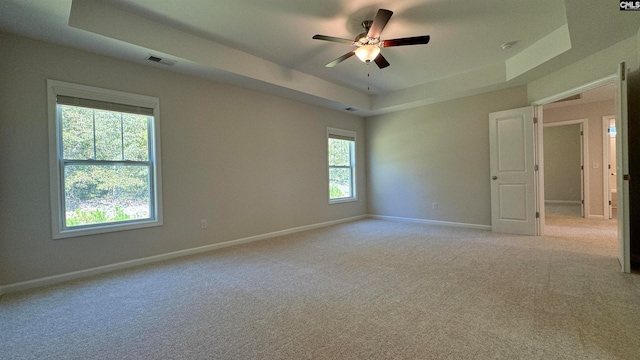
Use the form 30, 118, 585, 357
1, 215, 639, 359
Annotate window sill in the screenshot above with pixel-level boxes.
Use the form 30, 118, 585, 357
329, 197, 358, 205
54, 219, 163, 239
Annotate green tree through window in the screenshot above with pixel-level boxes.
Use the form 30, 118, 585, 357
328, 128, 355, 201
49, 80, 162, 238
58, 102, 154, 227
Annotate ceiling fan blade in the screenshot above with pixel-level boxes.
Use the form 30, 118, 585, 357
326, 51, 355, 67
373, 53, 390, 69
382, 35, 430, 47
312, 34, 354, 45
367, 9, 393, 39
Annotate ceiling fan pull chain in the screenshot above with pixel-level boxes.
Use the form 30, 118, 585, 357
367, 65, 370, 91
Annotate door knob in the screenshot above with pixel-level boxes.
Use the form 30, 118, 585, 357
492, 176, 498, 180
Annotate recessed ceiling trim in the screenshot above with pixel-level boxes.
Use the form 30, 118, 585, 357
68, 0, 370, 111
372, 62, 508, 113
505, 24, 572, 81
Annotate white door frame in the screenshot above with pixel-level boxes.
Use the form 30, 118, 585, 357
531, 73, 630, 273
615, 62, 631, 273
532, 76, 615, 226
535, 107, 545, 235
543, 119, 589, 218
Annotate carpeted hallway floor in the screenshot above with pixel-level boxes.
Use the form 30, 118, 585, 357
1, 214, 639, 359
544, 203, 619, 258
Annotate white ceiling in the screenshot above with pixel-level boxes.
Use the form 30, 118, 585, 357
1, 0, 638, 115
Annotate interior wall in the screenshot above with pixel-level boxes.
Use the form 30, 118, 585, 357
542, 100, 615, 217
365, 87, 528, 226
528, 36, 638, 103
528, 29, 639, 266
0, 32, 366, 286
543, 124, 582, 202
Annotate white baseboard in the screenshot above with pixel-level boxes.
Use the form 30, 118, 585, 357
368, 214, 491, 231
545, 200, 582, 204
0, 215, 367, 296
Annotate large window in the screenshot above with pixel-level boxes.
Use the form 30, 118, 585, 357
328, 128, 356, 203
48, 80, 162, 239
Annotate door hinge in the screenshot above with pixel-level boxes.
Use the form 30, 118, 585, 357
609, 200, 612, 205
533, 117, 538, 124
581, 165, 584, 170
608, 164, 611, 169
536, 212, 540, 218
623, 174, 630, 181
621, 63, 626, 81
580, 131, 584, 136
582, 200, 584, 204
535, 164, 539, 171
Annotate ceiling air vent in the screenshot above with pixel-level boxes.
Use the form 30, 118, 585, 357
147, 55, 176, 66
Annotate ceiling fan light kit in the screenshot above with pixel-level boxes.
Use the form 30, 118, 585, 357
312, 9, 431, 69
355, 44, 381, 62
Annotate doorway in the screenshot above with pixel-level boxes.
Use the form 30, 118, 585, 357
538, 82, 616, 220
543, 120, 586, 218
491, 68, 630, 272
603, 115, 617, 219
535, 80, 621, 262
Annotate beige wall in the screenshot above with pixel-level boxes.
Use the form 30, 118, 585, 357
543, 124, 582, 202
2, 28, 639, 287
0, 32, 366, 285
542, 100, 615, 217
365, 87, 528, 226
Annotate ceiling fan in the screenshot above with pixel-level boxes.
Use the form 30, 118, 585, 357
312, 9, 430, 69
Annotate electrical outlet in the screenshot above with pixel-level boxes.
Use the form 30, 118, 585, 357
432, 202, 438, 210
200, 219, 208, 229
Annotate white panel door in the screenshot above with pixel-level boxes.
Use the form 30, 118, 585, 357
616, 62, 631, 273
489, 107, 537, 235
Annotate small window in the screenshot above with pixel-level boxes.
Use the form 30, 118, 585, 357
327, 127, 356, 203
48, 80, 163, 239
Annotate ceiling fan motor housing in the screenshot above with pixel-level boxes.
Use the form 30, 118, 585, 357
362, 20, 373, 32
356, 20, 377, 44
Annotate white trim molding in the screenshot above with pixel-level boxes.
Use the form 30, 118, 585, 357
368, 215, 492, 231
531, 75, 617, 106
0, 215, 366, 295
327, 127, 357, 204
543, 118, 589, 218
47, 79, 164, 239
545, 200, 582, 205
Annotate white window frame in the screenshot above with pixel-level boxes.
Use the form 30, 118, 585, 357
47, 80, 163, 239
327, 127, 357, 204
